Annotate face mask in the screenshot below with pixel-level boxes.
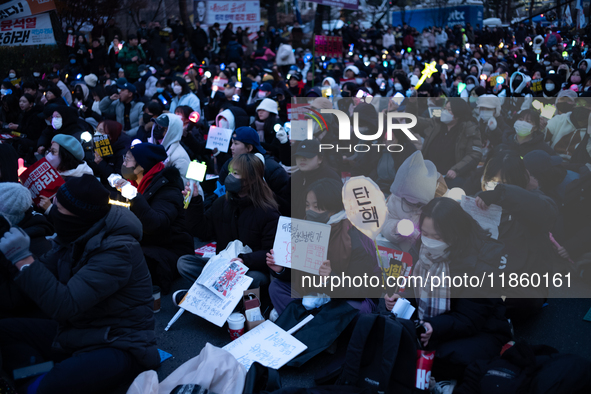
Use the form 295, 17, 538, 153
545, 82, 555, 91
586, 86, 591, 91
479, 110, 494, 121
185, 78, 192, 84
140, 71, 147, 77
543, 61, 551, 66
420, 235, 449, 252
366, 87, 373, 94
143, 113, 152, 124
440, 109, 454, 124
49, 205, 95, 244
257, 91, 267, 98
8, 73, 15, 78
514, 120, 534, 137
219, 119, 230, 129
52, 117, 62, 129
225, 173, 242, 194
0, 89, 9, 95
33, 72, 41, 77
306, 210, 331, 224
74, 92, 84, 100
341, 90, 350, 97
466, 84, 475, 92
483, 179, 499, 191
173, 85, 183, 95
46, 152, 61, 169
394, 82, 403, 91
571, 76, 581, 83
355, 78, 364, 85
152, 124, 166, 141
70, 59, 76, 64
454, 69, 461, 75
156, 87, 164, 93
513, 63, 519, 68
556, 102, 574, 113
376, 78, 385, 86
121, 164, 138, 181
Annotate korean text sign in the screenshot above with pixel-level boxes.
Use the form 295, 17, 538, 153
205, 126, 233, 153
0, 0, 56, 20
19, 158, 64, 205
93, 134, 114, 157
0, 12, 55, 46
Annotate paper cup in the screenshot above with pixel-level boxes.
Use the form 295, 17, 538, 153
227, 312, 245, 340
152, 286, 161, 313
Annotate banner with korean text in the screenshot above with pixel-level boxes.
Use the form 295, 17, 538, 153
0, 12, 55, 46
0, 0, 56, 20
194, 0, 261, 31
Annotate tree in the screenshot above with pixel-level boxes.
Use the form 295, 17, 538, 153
55, 0, 121, 30
261, 0, 278, 28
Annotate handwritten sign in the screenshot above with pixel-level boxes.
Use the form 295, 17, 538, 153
93, 134, 114, 157
223, 320, 307, 371
197, 258, 249, 299
342, 176, 388, 240
314, 35, 343, 58
205, 126, 233, 153
273, 216, 331, 275
460, 195, 502, 240
289, 120, 308, 141
19, 158, 64, 205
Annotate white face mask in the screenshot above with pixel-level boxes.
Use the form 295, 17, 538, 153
219, 119, 230, 129
173, 85, 183, 95
140, 71, 147, 76
545, 83, 555, 91
46, 152, 61, 169
479, 109, 494, 121
421, 235, 449, 251
52, 117, 63, 130
257, 91, 267, 98
483, 179, 499, 191
355, 78, 364, 85
394, 82, 403, 91
376, 78, 385, 86
440, 109, 454, 124
466, 84, 475, 92
514, 120, 534, 137
33, 72, 41, 77
8, 73, 15, 79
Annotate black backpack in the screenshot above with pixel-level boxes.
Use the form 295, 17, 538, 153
336, 313, 422, 394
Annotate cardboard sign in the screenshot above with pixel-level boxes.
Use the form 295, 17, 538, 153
93, 134, 114, 157
314, 35, 343, 58
342, 176, 389, 241
205, 126, 233, 153
222, 320, 307, 371
19, 158, 64, 205
272, 216, 331, 275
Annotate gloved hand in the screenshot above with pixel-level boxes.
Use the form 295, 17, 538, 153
275, 126, 288, 144
0, 227, 32, 265
487, 117, 497, 131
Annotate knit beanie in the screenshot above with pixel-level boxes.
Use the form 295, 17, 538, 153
129, 143, 167, 173
52, 134, 84, 161
56, 175, 110, 219
0, 182, 32, 226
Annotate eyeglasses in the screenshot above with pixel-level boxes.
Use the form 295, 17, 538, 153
123, 155, 136, 165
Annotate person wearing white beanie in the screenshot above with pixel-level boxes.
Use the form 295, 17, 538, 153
344, 65, 359, 79
83, 74, 98, 88
252, 98, 281, 155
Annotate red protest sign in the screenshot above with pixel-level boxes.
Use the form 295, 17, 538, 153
19, 158, 64, 205
314, 35, 343, 58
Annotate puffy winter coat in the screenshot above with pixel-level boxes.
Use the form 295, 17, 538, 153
99, 97, 144, 137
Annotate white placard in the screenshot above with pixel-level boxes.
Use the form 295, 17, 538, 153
223, 320, 307, 371
0, 12, 56, 46
205, 126, 233, 153
290, 120, 309, 141
460, 195, 502, 240
197, 258, 249, 300
272, 216, 331, 275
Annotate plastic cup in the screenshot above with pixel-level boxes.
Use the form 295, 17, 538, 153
152, 286, 161, 313
227, 312, 245, 340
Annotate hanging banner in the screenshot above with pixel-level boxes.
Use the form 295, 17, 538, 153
0, 0, 56, 20
0, 12, 55, 46
194, 0, 261, 31
307, 0, 358, 11
314, 35, 343, 58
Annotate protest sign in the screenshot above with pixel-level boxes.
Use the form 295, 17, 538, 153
205, 126, 233, 152
195, 242, 217, 258
273, 216, 331, 275
531, 78, 543, 93
342, 176, 389, 240
212, 76, 228, 92
194, 0, 261, 31
223, 320, 307, 371
314, 35, 343, 58
93, 134, 114, 157
0, 0, 56, 20
289, 120, 308, 141
197, 258, 250, 299
307, 0, 358, 10
460, 195, 502, 239
0, 12, 55, 46
19, 158, 64, 205
378, 245, 413, 292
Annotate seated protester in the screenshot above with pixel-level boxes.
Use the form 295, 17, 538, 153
174, 105, 209, 163
219, 127, 291, 216
151, 113, 191, 184
37, 106, 88, 152
10, 94, 46, 162
251, 98, 281, 158
169, 76, 201, 115
544, 106, 589, 161
179, 153, 280, 292
0, 184, 53, 318
267, 178, 382, 315
417, 98, 483, 188
291, 140, 341, 219
523, 150, 579, 207
478, 151, 559, 321
136, 101, 164, 142
99, 81, 144, 137
502, 108, 557, 157
90, 120, 132, 188
0, 175, 159, 393
382, 151, 440, 252
213, 105, 250, 173
150, 80, 172, 111
384, 198, 512, 381
39, 134, 94, 214
72, 83, 102, 125
118, 143, 193, 294
138, 65, 158, 99
476, 94, 511, 150
0, 144, 19, 182
43, 83, 68, 106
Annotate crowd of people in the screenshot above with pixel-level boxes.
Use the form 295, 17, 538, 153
0, 13, 590, 394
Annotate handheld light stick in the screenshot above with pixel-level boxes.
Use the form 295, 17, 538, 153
184, 161, 207, 208
415, 61, 438, 90
397, 219, 415, 237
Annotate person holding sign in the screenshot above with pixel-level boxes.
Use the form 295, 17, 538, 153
117, 143, 194, 294
267, 178, 382, 315
90, 120, 132, 189
179, 153, 280, 291
0, 175, 159, 394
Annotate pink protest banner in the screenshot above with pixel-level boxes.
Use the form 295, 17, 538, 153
314, 35, 343, 58
19, 158, 64, 205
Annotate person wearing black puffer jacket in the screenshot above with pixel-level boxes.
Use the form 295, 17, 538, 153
0, 175, 159, 394
37, 105, 90, 152
119, 143, 194, 294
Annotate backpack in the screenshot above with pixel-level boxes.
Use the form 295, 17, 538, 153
336, 313, 422, 394
546, 34, 558, 47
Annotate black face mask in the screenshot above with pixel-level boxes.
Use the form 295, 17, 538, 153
305, 210, 331, 224
121, 164, 138, 181
341, 91, 351, 97
152, 124, 166, 141
49, 205, 95, 244
74, 92, 84, 100
556, 102, 574, 113
143, 113, 152, 124
225, 174, 242, 194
